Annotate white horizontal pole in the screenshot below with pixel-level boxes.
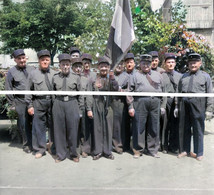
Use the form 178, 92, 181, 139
0, 91, 213, 97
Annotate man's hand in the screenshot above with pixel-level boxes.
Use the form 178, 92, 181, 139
28, 107, 34, 116
109, 70, 115, 80
174, 108, 178, 118
87, 111, 93, 119
129, 108, 135, 117
160, 108, 166, 116
205, 111, 213, 120
9, 105, 16, 111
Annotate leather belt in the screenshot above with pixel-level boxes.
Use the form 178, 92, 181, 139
35, 95, 51, 100
56, 96, 76, 102
15, 95, 25, 98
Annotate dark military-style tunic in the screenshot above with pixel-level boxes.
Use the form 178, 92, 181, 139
79, 71, 96, 155
129, 70, 166, 156
113, 69, 137, 151
178, 70, 213, 156
52, 71, 82, 160
86, 75, 119, 156
161, 70, 182, 152
5, 65, 34, 149
25, 68, 56, 155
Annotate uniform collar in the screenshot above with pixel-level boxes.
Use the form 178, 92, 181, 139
40, 68, 50, 74
167, 70, 174, 76
16, 65, 26, 71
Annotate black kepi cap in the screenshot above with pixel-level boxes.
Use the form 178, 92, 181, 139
81, 53, 92, 61
58, 53, 71, 62
148, 51, 159, 58
12, 49, 25, 58
124, 53, 134, 61
188, 53, 201, 61
98, 56, 110, 65
164, 53, 176, 61
71, 58, 83, 66
140, 54, 152, 62
69, 47, 80, 55
37, 50, 50, 58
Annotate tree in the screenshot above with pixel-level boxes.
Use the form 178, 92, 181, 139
74, 0, 115, 61
0, 0, 85, 64
131, 0, 173, 57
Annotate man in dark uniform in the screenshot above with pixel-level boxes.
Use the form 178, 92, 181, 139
148, 51, 165, 74
117, 53, 137, 152
177, 53, 213, 161
86, 56, 119, 160
5, 49, 34, 153
52, 54, 82, 163
128, 54, 166, 158
80, 53, 96, 158
69, 47, 81, 59
25, 50, 56, 159
111, 62, 125, 154
82, 53, 97, 80
161, 53, 182, 154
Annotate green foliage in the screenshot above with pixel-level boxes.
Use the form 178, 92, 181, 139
0, 0, 213, 73
0, 0, 85, 64
131, 0, 173, 54
74, 0, 115, 60
0, 76, 8, 116
171, 0, 187, 24
167, 25, 214, 74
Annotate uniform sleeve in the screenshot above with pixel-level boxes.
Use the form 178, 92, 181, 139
77, 76, 84, 112
5, 71, 15, 106
86, 80, 94, 111
160, 77, 167, 109
110, 78, 119, 91
52, 76, 56, 102
25, 72, 34, 109
126, 74, 135, 110
205, 74, 213, 112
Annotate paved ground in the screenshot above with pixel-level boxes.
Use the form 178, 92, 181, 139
0, 120, 214, 195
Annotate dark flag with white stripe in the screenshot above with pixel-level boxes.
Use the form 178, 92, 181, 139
105, 0, 135, 69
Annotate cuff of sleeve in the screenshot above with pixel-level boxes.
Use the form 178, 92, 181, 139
129, 104, 134, 110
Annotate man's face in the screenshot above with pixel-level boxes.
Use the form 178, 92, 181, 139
151, 57, 159, 69
188, 60, 201, 73
71, 52, 80, 58
60, 60, 71, 75
115, 64, 124, 74
14, 55, 27, 68
39, 56, 51, 70
98, 63, 110, 77
140, 61, 151, 73
83, 59, 91, 71
165, 59, 176, 72
72, 63, 83, 75
125, 59, 135, 73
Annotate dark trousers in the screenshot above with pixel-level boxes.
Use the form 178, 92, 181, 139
32, 99, 52, 154
111, 98, 124, 151
132, 97, 160, 155
162, 98, 179, 151
15, 99, 32, 148
92, 97, 112, 156
179, 97, 206, 156
53, 99, 80, 160
80, 107, 93, 154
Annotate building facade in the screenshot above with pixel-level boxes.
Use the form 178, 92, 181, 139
162, 0, 214, 48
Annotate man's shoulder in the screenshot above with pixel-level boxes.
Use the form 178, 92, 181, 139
7, 66, 17, 74
26, 65, 35, 71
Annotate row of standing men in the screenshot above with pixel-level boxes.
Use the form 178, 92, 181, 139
5, 48, 213, 162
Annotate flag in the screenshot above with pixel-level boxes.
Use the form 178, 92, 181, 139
105, 0, 135, 69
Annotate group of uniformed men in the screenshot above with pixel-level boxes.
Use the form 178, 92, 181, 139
5, 47, 213, 163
